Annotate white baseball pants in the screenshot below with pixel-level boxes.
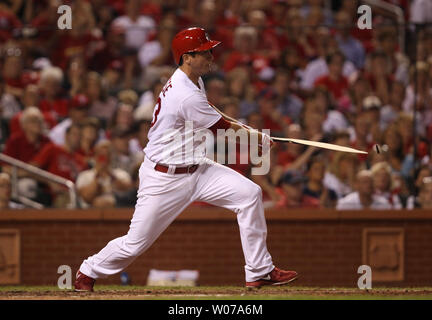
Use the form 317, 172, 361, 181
79, 157, 274, 282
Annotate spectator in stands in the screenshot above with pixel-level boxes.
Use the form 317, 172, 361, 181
89, 26, 130, 89
339, 0, 373, 52
314, 88, 349, 134
314, 51, 350, 103
0, 109, 8, 149
138, 15, 176, 88
134, 78, 165, 121
49, 94, 90, 145
0, 173, 23, 209
64, 56, 87, 98
114, 159, 142, 207
276, 170, 320, 208
300, 0, 333, 26
38, 66, 69, 120
380, 81, 406, 130
300, 27, 356, 91
413, 165, 432, 197
334, 10, 365, 69
303, 7, 324, 53
382, 124, 404, 173
336, 170, 392, 210
111, 0, 156, 52
364, 51, 393, 105
410, 0, 432, 25
118, 89, 139, 107
0, 0, 423, 210
108, 103, 134, 135
417, 177, 432, 209
361, 95, 382, 144
32, 123, 86, 181
277, 124, 318, 171
223, 25, 268, 78
402, 62, 432, 134
205, 76, 227, 107
140, 13, 175, 67
301, 98, 325, 140
278, 47, 304, 88
76, 140, 132, 208
192, 0, 235, 60
21, 83, 40, 110
268, 0, 289, 28
110, 128, 134, 175
31, 123, 87, 207
279, 8, 312, 61
251, 147, 285, 206
30, 0, 61, 51
346, 76, 372, 117
50, 1, 97, 70
2, 107, 50, 202
304, 156, 338, 208
0, 2, 22, 43
272, 70, 303, 123
92, 0, 116, 35
395, 113, 414, 155
257, 88, 290, 136
220, 97, 240, 120
246, 9, 280, 62
331, 130, 351, 148
350, 111, 374, 163
129, 119, 151, 163
85, 71, 117, 127
1, 49, 25, 120
324, 152, 358, 199
421, 143, 432, 168
370, 161, 403, 209
376, 30, 410, 85
9, 84, 57, 136
2, 107, 49, 165
77, 117, 100, 163
226, 68, 256, 119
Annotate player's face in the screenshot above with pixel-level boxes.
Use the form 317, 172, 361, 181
190, 50, 214, 75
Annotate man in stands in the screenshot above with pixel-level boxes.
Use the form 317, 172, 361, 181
336, 170, 392, 210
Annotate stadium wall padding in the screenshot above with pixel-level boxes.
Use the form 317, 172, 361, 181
1, 208, 432, 287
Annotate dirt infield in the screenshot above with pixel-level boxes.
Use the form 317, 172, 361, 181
2, 286, 432, 300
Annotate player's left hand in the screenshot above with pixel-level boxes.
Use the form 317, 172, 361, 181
258, 133, 274, 155
261, 133, 274, 148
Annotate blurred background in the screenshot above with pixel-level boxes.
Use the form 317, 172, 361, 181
0, 0, 431, 211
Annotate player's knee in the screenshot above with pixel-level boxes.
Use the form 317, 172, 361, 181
244, 182, 262, 202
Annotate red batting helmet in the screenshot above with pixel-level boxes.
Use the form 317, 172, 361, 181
171, 27, 221, 65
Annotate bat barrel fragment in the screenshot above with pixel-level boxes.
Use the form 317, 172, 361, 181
271, 137, 368, 154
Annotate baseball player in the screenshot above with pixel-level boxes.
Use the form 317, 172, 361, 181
74, 27, 298, 291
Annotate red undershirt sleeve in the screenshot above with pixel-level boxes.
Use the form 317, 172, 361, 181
207, 117, 231, 134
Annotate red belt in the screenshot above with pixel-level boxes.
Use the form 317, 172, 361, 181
154, 164, 199, 174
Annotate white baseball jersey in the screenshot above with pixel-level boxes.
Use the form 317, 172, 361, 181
79, 68, 275, 284
144, 68, 222, 165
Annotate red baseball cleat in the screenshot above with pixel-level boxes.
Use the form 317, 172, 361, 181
245, 267, 299, 288
74, 271, 95, 292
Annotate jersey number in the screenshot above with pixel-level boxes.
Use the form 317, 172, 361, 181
150, 97, 161, 127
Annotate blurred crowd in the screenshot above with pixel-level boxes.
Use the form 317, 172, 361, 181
1, 0, 432, 210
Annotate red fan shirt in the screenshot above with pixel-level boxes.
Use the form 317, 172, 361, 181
31, 143, 87, 181
314, 75, 349, 100
2, 132, 50, 163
